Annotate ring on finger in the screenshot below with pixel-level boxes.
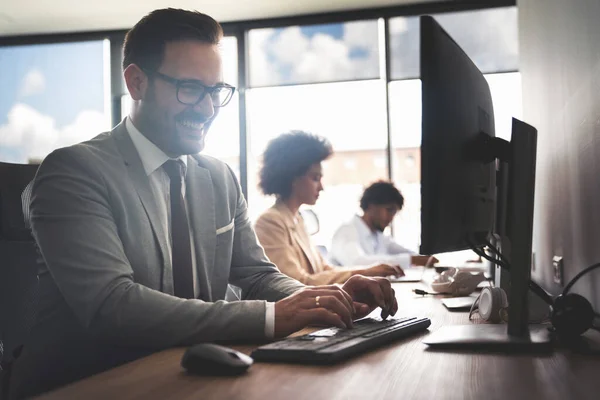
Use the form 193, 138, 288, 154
315, 296, 321, 307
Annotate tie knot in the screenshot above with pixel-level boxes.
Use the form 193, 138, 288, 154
163, 159, 185, 182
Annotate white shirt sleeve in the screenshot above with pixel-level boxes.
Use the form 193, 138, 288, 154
331, 221, 414, 269
264, 302, 275, 338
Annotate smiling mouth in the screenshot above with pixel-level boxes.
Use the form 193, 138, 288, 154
177, 119, 204, 131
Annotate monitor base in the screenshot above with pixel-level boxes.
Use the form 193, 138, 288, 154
423, 324, 553, 352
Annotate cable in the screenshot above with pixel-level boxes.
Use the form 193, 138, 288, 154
563, 262, 600, 295
481, 238, 600, 303
483, 237, 510, 266
465, 236, 509, 268
413, 289, 450, 296
475, 247, 508, 269
466, 236, 554, 305
484, 242, 553, 305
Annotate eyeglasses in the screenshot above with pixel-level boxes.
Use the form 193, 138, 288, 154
147, 70, 236, 107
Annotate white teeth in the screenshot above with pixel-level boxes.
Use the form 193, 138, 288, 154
178, 120, 203, 130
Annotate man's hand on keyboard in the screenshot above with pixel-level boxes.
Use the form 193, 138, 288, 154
273, 285, 356, 338
341, 275, 398, 320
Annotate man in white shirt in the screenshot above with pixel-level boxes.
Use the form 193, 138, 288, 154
331, 181, 436, 270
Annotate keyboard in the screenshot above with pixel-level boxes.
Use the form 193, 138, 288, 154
251, 316, 431, 364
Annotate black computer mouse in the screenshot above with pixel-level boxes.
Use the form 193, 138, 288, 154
181, 343, 253, 376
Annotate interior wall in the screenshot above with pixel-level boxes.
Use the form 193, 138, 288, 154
519, 0, 600, 309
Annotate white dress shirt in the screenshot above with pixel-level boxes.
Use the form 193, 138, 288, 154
330, 215, 414, 269
126, 117, 274, 338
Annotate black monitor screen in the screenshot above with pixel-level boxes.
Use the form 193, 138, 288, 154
420, 15, 496, 255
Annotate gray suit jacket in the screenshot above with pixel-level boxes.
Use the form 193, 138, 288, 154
10, 121, 304, 398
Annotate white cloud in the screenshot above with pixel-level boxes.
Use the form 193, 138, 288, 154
271, 27, 310, 65
0, 104, 56, 151
250, 21, 380, 86
389, 18, 408, 35
432, 8, 519, 72
343, 20, 379, 50
19, 68, 46, 98
60, 110, 109, 147
294, 34, 353, 82
0, 103, 107, 163
248, 28, 282, 87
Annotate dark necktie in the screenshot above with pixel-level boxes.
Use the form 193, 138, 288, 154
163, 160, 195, 299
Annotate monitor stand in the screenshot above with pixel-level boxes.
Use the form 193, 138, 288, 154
423, 119, 553, 353
422, 324, 552, 351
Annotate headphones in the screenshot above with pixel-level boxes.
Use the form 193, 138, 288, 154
469, 286, 508, 323
430, 268, 487, 297
549, 264, 600, 338
471, 239, 600, 339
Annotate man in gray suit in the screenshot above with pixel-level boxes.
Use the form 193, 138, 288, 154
9, 8, 398, 398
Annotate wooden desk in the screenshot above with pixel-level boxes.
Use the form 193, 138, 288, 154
36, 283, 600, 400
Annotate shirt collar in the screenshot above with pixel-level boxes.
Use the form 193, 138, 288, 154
354, 214, 378, 238
125, 116, 187, 177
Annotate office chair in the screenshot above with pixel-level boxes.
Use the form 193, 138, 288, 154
0, 162, 40, 400
299, 209, 320, 236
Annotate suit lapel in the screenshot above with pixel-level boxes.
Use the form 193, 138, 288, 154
293, 221, 319, 274
277, 203, 318, 274
186, 156, 216, 301
112, 122, 171, 292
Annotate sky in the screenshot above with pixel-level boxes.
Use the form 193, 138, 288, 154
0, 40, 109, 162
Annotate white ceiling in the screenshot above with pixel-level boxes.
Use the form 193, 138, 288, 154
0, 0, 449, 37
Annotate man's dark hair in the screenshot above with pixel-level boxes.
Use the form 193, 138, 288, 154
259, 131, 333, 199
360, 181, 404, 211
122, 8, 223, 72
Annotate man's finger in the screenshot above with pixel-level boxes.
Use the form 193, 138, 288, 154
304, 288, 354, 316
302, 294, 353, 328
304, 308, 347, 329
376, 278, 397, 315
353, 301, 372, 318
319, 295, 353, 328
319, 286, 355, 314
364, 279, 386, 309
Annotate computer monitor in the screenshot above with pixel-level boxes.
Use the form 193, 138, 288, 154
419, 15, 551, 349
419, 15, 496, 256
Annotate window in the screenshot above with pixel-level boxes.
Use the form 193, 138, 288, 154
390, 7, 518, 80
246, 20, 385, 249
0, 40, 110, 163
246, 80, 388, 247
201, 37, 240, 176
387, 79, 421, 251
249, 20, 380, 87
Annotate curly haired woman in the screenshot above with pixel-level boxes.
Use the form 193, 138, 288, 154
254, 131, 402, 285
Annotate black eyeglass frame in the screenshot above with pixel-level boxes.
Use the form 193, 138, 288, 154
146, 69, 236, 107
